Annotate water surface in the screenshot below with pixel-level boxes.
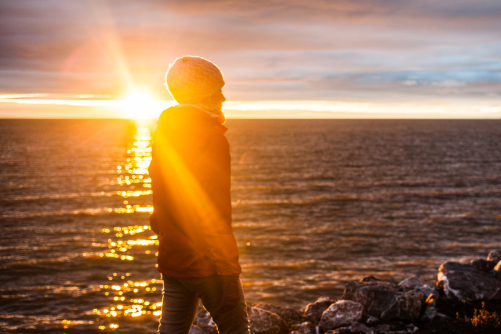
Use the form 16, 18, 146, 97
1, 119, 500, 333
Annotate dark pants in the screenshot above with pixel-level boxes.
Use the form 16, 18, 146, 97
158, 275, 249, 334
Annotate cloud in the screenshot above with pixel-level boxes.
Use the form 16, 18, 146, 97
0, 0, 500, 109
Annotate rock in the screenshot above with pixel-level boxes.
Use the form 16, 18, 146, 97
404, 324, 419, 333
331, 322, 374, 334
372, 323, 418, 334
366, 315, 379, 325
493, 260, 501, 279
470, 258, 495, 272
487, 250, 501, 263
193, 309, 217, 334
342, 278, 425, 321
318, 300, 363, 333
398, 276, 424, 289
397, 275, 439, 305
361, 276, 381, 283
303, 296, 336, 325
189, 325, 207, 334
254, 303, 302, 328
437, 261, 501, 302
416, 284, 439, 300
290, 321, 315, 334
373, 324, 392, 334
421, 294, 437, 321
248, 306, 288, 334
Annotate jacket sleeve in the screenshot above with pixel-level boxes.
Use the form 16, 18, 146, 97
193, 132, 242, 276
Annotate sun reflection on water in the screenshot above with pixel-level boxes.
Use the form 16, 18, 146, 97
94, 274, 163, 319
114, 125, 154, 215
82, 121, 164, 332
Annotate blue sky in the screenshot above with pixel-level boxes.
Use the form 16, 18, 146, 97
0, 0, 500, 118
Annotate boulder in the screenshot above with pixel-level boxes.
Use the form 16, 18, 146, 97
290, 321, 315, 334
248, 306, 288, 334
254, 303, 302, 328
470, 258, 496, 272
342, 277, 425, 321
189, 325, 208, 334
437, 261, 501, 302
398, 276, 424, 289
193, 309, 217, 334
303, 296, 336, 325
329, 322, 374, 334
397, 275, 439, 306
318, 300, 363, 333
487, 250, 501, 263
372, 323, 418, 334
421, 294, 437, 321
373, 324, 392, 334
493, 260, 501, 279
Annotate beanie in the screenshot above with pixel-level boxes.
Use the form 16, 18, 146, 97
165, 56, 225, 104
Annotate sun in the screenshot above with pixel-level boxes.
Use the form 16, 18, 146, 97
121, 91, 160, 119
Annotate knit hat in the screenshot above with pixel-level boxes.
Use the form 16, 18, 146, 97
166, 56, 225, 104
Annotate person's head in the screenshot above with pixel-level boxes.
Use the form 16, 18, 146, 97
165, 56, 226, 109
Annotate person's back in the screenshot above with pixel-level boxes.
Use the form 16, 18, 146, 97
149, 56, 249, 334
150, 105, 240, 277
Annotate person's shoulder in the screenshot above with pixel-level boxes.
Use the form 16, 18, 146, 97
206, 129, 229, 150
157, 105, 180, 122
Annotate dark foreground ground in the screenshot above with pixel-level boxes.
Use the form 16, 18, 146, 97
402, 298, 501, 334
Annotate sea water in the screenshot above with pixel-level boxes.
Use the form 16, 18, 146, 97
1, 119, 501, 333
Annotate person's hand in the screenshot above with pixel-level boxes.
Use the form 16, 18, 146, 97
216, 274, 240, 313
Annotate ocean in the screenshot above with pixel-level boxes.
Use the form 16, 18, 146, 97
1, 119, 500, 333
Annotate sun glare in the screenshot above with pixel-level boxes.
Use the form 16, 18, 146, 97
122, 91, 160, 119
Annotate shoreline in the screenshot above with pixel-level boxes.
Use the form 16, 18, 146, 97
192, 250, 501, 334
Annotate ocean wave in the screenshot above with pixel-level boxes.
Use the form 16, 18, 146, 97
0, 208, 109, 219
242, 259, 318, 269
5, 191, 116, 201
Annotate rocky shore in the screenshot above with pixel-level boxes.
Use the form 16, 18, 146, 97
192, 251, 501, 334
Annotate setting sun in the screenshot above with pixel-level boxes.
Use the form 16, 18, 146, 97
121, 91, 161, 119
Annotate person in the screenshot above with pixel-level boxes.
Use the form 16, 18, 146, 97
148, 56, 249, 334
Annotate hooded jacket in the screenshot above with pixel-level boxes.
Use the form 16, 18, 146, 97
148, 105, 241, 277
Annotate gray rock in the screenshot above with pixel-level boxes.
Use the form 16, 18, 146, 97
331, 322, 374, 334
318, 300, 363, 333
421, 293, 437, 321
290, 321, 315, 334
193, 309, 217, 334
398, 276, 424, 289
303, 296, 336, 325
487, 250, 501, 263
254, 302, 302, 328
372, 323, 418, 334
415, 284, 439, 300
493, 260, 501, 279
470, 259, 495, 272
365, 315, 379, 325
373, 324, 392, 334
248, 306, 288, 334
398, 275, 439, 305
437, 261, 501, 302
405, 324, 419, 333
189, 325, 207, 334
342, 278, 425, 321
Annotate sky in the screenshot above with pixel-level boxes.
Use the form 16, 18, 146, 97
0, 0, 500, 119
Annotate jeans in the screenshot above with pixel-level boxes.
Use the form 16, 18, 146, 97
158, 275, 249, 334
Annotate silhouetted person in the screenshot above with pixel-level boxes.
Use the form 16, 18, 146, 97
148, 56, 249, 334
